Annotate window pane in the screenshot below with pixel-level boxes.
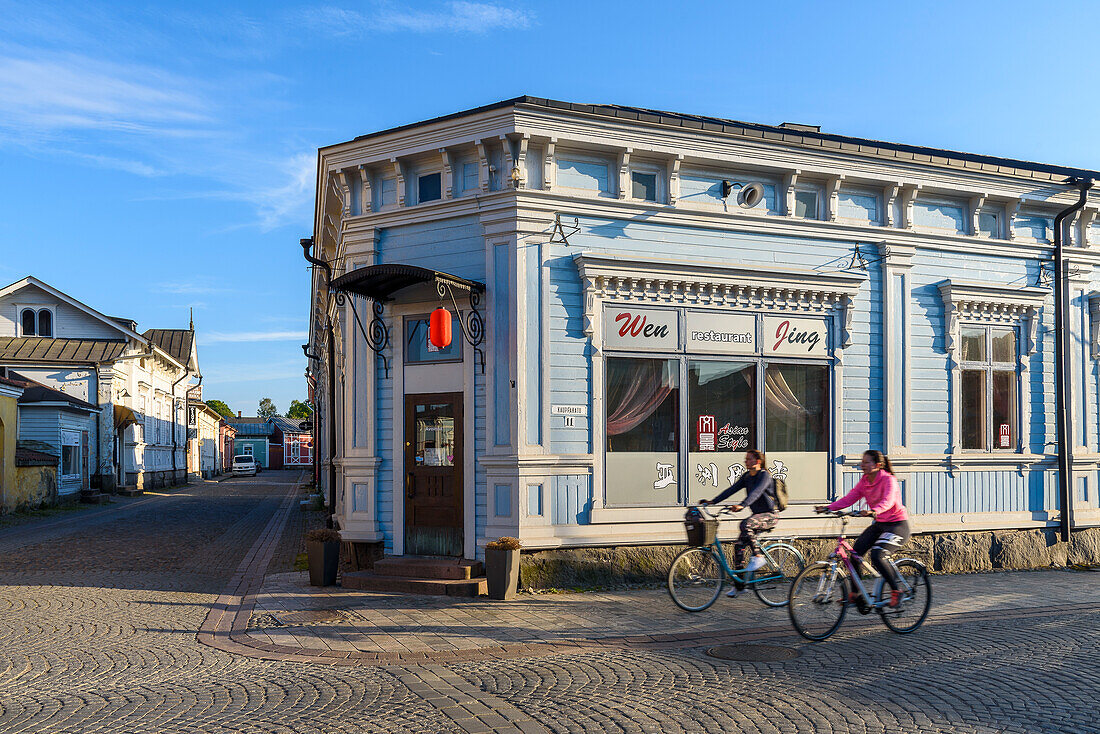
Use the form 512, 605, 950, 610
418, 173, 441, 202
978, 211, 1000, 238
462, 162, 478, 192
405, 315, 461, 363
631, 171, 657, 201
21, 309, 35, 336
961, 369, 986, 449
605, 357, 679, 506
688, 362, 754, 503
992, 371, 1016, 449
415, 402, 454, 467
961, 328, 986, 362
991, 328, 1015, 363
37, 310, 52, 337
62, 445, 79, 476
794, 190, 818, 219
764, 363, 828, 501
380, 177, 396, 206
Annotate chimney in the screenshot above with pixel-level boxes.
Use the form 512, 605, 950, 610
237, 410, 241, 418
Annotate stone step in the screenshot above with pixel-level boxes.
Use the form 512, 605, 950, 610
117, 487, 143, 497
372, 557, 484, 580
341, 572, 486, 597
80, 491, 109, 505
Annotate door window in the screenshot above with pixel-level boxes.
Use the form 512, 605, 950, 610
415, 403, 455, 467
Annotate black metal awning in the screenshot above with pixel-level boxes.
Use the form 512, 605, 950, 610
330, 264, 485, 301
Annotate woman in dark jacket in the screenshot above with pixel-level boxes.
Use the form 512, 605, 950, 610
700, 448, 778, 597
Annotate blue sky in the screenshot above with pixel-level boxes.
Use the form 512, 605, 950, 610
2, 1, 1098, 415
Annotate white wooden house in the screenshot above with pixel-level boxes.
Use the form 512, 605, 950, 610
0, 277, 200, 490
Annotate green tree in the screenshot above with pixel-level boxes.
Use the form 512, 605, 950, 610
257, 398, 278, 419
286, 400, 313, 419
205, 399, 234, 419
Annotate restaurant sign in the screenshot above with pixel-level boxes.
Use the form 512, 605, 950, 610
762, 316, 828, 356
602, 306, 679, 352
685, 311, 755, 354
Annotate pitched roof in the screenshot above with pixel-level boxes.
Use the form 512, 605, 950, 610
270, 415, 310, 434
226, 417, 275, 435
16, 444, 57, 466
7, 371, 98, 411
0, 277, 146, 342
0, 337, 127, 364
143, 329, 194, 366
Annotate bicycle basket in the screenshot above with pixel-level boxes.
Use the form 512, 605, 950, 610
684, 517, 719, 547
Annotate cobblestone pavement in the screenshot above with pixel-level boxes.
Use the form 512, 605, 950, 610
3, 474, 1100, 733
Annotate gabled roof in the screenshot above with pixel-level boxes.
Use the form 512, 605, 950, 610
226, 417, 275, 436
0, 337, 127, 364
0, 276, 147, 343
16, 441, 57, 466
143, 329, 195, 368
7, 371, 98, 411
270, 415, 310, 435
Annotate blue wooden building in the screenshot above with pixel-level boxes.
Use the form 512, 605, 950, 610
306, 97, 1100, 562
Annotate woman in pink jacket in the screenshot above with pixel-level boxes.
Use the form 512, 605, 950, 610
814, 450, 909, 607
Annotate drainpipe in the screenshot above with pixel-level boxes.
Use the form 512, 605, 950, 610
1054, 177, 1093, 542
302, 237, 338, 529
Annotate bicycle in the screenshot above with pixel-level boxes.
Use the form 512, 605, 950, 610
667, 504, 804, 612
787, 510, 931, 641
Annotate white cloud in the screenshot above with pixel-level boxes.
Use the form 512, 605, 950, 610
0, 53, 210, 138
302, 2, 532, 35
204, 331, 308, 343
248, 151, 317, 231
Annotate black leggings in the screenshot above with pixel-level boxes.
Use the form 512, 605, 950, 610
852, 520, 910, 590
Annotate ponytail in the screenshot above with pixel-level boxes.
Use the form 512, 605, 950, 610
863, 449, 894, 475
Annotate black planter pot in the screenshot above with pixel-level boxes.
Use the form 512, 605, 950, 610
307, 540, 340, 586
485, 548, 520, 600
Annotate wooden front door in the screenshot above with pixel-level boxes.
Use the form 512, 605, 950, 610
404, 393, 463, 556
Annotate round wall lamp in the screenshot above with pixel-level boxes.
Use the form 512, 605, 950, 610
721, 180, 765, 208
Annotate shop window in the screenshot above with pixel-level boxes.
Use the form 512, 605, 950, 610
764, 363, 829, 502
605, 357, 679, 506
960, 326, 1017, 451
631, 171, 658, 202
688, 361, 755, 503
417, 172, 442, 203
405, 314, 462, 364
794, 190, 819, 219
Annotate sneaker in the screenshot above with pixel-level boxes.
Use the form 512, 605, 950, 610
888, 590, 903, 608
744, 556, 767, 574
847, 591, 862, 604
726, 586, 739, 598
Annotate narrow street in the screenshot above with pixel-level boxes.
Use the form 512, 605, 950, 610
1, 473, 1098, 733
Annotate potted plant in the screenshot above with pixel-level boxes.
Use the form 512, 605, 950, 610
305, 528, 341, 586
484, 536, 522, 600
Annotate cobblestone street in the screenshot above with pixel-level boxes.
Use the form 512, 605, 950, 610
2, 474, 1099, 733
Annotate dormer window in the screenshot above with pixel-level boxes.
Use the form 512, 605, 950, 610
19, 307, 53, 337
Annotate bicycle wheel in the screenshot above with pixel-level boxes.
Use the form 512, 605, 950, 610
751, 543, 803, 607
667, 547, 724, 612
877, 559, 931, 634
788, 561, 848, 641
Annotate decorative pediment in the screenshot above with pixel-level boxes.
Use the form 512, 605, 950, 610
573, 252, 867, 348
937, 279, 1048, 356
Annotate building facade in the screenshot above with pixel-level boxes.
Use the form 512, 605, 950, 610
270, 416, 313, 468
0, 277, 200, 490
306, 97, 1100, 562
227, 416, 272, 468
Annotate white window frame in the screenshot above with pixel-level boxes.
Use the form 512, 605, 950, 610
414, 169, 443, 205
939, 280, 1047, 457
977, 207, 1005, 239
60, 429, 81, 479
958, 324, 1019, 453
628, 161, 666, 204
16, 304, 56, 337
793, 185, 822, 220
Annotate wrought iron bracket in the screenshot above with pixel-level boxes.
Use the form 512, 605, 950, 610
436, 280, 485, 373
846, 243, 890, 271
549, 213, 580, 246
1035, 261, 1081, 288
337, 291, 391, 378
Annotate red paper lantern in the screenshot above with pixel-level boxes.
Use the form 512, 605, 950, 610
429, 307, 452, 349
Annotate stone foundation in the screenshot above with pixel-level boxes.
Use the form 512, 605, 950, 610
518, 527, 1100, 589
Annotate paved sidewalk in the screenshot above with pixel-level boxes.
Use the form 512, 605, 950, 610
237, 563, 1100, 664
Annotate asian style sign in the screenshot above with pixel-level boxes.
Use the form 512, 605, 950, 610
762, 316, 828, 356
602, 306, 679, 352
685, 312, 755, 354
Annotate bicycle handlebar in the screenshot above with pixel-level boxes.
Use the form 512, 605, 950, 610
693, 503, 740, 518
